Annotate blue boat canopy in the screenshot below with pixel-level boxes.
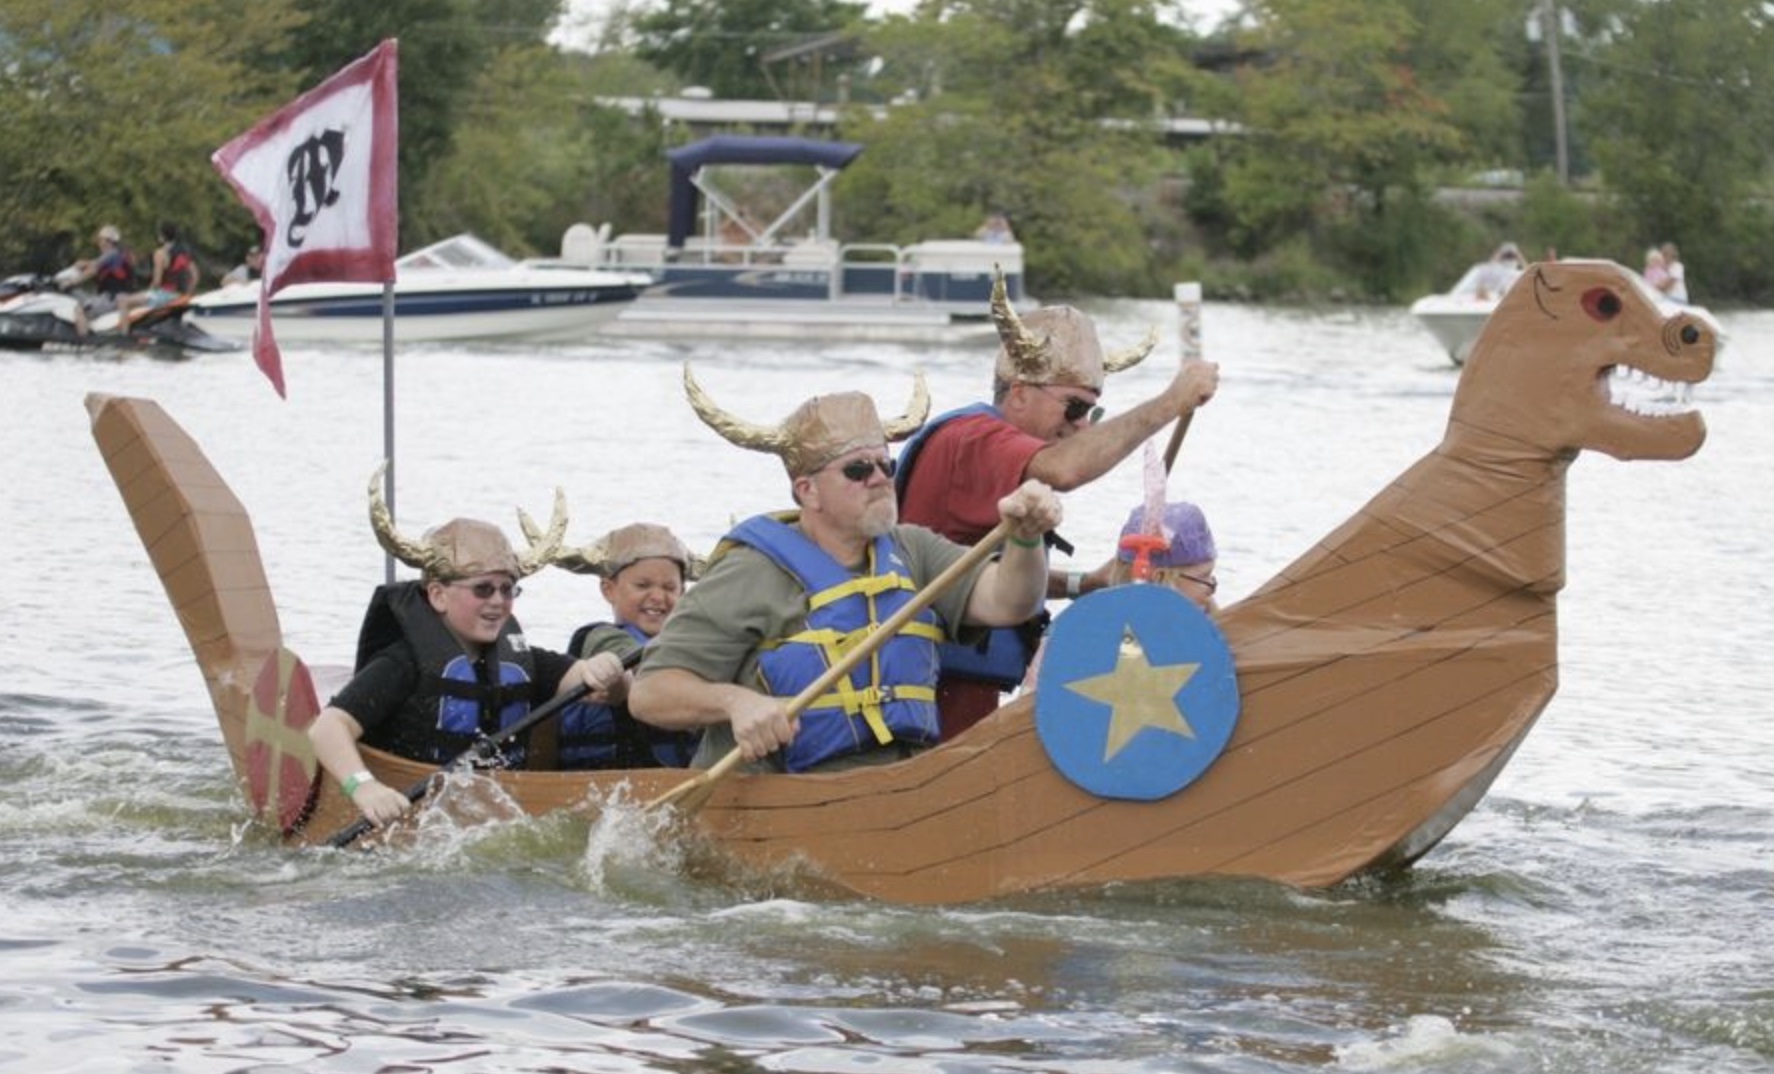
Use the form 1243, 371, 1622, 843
666, 136, 865, 250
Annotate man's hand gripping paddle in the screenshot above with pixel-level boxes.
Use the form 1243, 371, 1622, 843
645, 521, 1016, 817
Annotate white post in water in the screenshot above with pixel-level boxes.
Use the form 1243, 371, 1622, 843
1164, 282, 1204, 474
1174, 281, 1202, 362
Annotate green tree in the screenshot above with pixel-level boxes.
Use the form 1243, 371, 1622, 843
836, 0, 1205, 296
410, 45, 671, 253
280, 0, 565, 247
1212, 0, 1513, 297
1575, 0, 1774, 299
629, 0, 868, 99
0, 0, 305, 271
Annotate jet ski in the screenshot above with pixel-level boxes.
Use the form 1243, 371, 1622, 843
0, 272, 240, 356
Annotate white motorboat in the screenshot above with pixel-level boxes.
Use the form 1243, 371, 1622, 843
1411, 260, 1706, 367
186, 234, 649, 345
1407, 260, 1516, 366
575, 135, 1033, 343
1409, 292, 1497, 367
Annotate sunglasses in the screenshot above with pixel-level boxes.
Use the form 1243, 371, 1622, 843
1162, 570, 1217, 594
834, 457, 897, 482
451, 580, 522, 600
1034, 384, 1103, 424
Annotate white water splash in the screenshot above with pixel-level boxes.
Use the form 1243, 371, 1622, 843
579, 782, 688, 892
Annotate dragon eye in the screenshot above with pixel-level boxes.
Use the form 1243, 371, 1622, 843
1581, 287, 1623, 321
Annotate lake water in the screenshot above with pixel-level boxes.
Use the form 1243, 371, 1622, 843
2, 297, 1770, 1073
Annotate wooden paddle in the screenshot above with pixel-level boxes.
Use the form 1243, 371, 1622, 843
326, 646, 645, 849
646, 519, 1015, 815
1161, 282, 1204, 475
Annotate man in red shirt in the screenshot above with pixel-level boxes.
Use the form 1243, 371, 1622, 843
896, 278, 1219, 738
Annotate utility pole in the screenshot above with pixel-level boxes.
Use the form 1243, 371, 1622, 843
1542, 0, 1569, 185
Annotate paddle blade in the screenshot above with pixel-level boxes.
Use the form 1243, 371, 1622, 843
645, 747, 744, 815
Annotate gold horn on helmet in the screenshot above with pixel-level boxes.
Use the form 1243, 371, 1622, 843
990, 266, 1049, 382
368, 461, 450, 576
1104, 326, 1159, 373
882, 369, 931, 441
523, 509, 615, 577
512, 489, 568, 577
683, 362, 793, 456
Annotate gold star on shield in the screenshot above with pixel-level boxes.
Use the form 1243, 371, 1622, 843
1064, 625, 1200, 762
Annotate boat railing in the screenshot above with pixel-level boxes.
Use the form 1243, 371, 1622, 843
835, 243, 905, 304
594, 231, 1020, 308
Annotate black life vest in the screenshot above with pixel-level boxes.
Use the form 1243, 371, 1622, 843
353, 581, 540, 766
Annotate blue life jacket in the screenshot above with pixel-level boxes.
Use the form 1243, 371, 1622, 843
353, 581, 538, 766
728, 515, 945, 772
556, 622, 699, 769
894, 402, 1042, 689
892, 401, 1000, 504
94, 249, 136, 296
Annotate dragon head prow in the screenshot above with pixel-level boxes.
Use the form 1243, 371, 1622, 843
1448, 259, 1718, 462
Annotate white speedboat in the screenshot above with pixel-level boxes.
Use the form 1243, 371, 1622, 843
1408, 292, 1497, 367
576, 135, 1033, 343
186, 234, 649, 345
1408, 261, 1515, 366
1411, 261, 1707, 367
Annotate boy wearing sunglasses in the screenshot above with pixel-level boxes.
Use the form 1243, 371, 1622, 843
895, 278, 1221, 740
627, 368, 1060, 774
308, 502, 630, 829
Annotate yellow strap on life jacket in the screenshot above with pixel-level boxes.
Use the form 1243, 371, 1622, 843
805, 571, 917, 612
805, 683, 939, 744
762, 621, 946, 655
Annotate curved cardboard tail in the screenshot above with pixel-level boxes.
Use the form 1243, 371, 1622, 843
87, 393, 321, 833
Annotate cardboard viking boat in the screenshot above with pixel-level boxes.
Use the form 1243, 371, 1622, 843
90, 259, 1716, 905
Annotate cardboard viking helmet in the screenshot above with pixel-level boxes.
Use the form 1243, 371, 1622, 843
367, 462, 567, 581
990, 268, 1158, 390
683, 362, 930, 477
1117, 502, 1216, 567
529, 520, 707, 581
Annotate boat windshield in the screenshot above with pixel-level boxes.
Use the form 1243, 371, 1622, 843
396, 234, 516, 272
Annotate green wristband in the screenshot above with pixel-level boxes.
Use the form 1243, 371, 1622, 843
1008, 534, 1044, 549
343, 770, 375, 797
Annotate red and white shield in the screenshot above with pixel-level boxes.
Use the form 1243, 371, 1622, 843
244, 648, 322, 834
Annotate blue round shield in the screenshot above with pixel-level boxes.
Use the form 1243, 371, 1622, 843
1034, 585, 1239, 800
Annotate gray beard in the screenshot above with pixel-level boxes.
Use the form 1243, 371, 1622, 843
858, 498, 898, 538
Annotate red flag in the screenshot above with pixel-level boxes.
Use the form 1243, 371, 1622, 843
211, 39, 399, 397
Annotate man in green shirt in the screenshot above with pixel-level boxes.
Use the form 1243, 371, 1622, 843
628, 366, 1062, 772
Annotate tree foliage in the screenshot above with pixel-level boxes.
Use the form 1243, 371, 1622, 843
1218, 1, 1478, 270
410, 46, 672, 254
278, 0, 565, 248
0, 0, 305, 271
836, 0, 1200, 295
6, 0, 1774, 302
628, 0, 868, 99
1575, 0, 1774, 298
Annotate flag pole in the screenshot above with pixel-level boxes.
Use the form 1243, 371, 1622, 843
381, 281, 396, 585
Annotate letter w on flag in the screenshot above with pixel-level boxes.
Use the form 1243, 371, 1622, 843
212, 39, 399, 397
